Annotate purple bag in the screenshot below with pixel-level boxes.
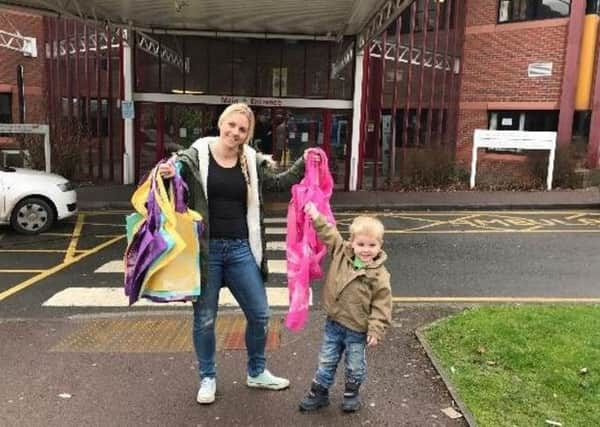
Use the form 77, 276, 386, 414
124, 168, 168, 305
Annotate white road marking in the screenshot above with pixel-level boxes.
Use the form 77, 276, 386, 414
42, 286, 311, 307
96, 258, 287, 274
266, 227, 286, 234
268, 259, 287, 274
267, 241, 286, 251
95, 260, 123, 273
264, 217, 286, 224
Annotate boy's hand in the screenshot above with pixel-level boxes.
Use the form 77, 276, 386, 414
367, 335, 379, 347
304, 202, 319, 220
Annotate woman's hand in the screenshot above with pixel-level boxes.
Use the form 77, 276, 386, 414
158, 161, 176, 179
303, 149, 321, 163
262, 154, 278, 169
304, 202, 319, 220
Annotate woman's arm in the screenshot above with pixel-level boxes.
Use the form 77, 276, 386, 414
259, 155, 305, 193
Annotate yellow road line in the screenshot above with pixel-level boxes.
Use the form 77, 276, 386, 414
0, 249, 67, 253
0, 235, 125, 302
0, 269, 45, 273
64, 213, 85, 262
336, 210, 600, 216
82, 222, 124, 227
385, 229, 600, 234
393, 296, 600, 303
80, 210, 131, 214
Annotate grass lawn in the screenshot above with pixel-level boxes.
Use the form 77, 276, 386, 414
424, 305, 600, 427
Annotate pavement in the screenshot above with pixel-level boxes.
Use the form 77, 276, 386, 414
76, 183, 600, 211
3, 185, 600, 426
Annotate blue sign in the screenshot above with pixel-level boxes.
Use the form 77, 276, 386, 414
121, 101, 135, 120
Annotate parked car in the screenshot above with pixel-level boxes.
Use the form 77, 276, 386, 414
0, 166, 77, 234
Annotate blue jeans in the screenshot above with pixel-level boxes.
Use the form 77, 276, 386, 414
314, 318, 367, 388
192, 239, 270, 379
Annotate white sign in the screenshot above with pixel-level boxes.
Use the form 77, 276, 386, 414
528, 62, 553, 77
0, 123, 48, 133
501, 118, 513, 126
133, 93, 353, 110
0, 123, 51, 172
470, 129, 557, 190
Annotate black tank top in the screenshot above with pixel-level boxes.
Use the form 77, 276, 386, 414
207, 150, 248, 239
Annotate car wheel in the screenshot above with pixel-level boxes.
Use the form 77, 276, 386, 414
10, 197, 56, 234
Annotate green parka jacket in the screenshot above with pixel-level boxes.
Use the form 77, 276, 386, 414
312, 214, 392, 340
175, 137, 305, 287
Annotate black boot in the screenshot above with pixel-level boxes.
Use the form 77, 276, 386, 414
299, 381, 330, 411
341, 382, 361, 412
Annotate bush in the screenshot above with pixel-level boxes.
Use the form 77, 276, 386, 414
528, 144, 582, 189
389, 147, 469, 190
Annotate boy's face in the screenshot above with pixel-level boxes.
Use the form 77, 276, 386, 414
350, 233, 382, 264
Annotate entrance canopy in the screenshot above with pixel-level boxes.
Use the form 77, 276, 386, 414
0, 0, 388, 36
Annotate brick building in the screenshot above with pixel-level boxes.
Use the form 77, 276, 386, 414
0, 11, 45, 126
1, 1, 599, 190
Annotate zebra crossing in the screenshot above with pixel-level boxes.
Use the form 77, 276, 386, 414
41, 216, 313, 309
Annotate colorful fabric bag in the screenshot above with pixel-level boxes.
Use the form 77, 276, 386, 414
124, 162, 203, 304
285, 148, 335, 331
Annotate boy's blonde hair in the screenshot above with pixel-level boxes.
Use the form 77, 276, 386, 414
349, 216, 385, 243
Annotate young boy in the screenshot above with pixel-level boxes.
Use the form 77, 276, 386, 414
299, 202, 392, 413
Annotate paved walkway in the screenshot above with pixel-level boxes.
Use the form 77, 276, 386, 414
0, 305, 467, 427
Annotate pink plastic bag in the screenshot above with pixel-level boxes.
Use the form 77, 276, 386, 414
285, 148, 335, 331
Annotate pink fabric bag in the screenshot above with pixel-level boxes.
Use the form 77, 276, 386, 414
285, 148, 335, 331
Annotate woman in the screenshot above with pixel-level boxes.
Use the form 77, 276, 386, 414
158, 103, 306, 404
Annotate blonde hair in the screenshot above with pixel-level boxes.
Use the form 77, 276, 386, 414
218, 103, 255, 145
217, 103, 256, 196
349, 216, 385, 243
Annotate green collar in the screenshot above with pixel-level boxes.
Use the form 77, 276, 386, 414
353, 256, 366, 270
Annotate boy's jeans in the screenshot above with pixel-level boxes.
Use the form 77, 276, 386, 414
192, 239, 270, 379
314, 318, 367, 388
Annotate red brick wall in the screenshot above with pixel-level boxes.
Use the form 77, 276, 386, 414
457, 1, 569, 148
460, 26, 566, 104
456, 109, 487, 161
465, 0, 498, 27
0, 10, 46, 127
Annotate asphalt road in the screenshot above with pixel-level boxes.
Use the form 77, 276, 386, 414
2, 209, 600, 318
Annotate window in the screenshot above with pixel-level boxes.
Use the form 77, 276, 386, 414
0, 93, 11, 123
498, 0, 571, 23
587, 0, 600, 14
489, 110, 558, 131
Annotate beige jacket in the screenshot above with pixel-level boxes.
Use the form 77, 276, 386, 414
313, 215, 392, 340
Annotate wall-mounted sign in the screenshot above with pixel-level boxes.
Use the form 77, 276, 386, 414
121, 101, 135, 119
528, 62, 553, 77
220, 96, 284, 107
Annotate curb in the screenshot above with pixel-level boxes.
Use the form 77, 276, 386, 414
78, 201, 600, 212
415, 320, 478, 427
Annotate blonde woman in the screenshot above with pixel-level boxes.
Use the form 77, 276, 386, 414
158, 103, 307, 404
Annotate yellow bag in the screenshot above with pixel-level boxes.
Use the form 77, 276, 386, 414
140, 168, 203, 302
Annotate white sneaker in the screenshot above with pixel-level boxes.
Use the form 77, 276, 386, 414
196, 377, 216, 404
246, 369, 290, 390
